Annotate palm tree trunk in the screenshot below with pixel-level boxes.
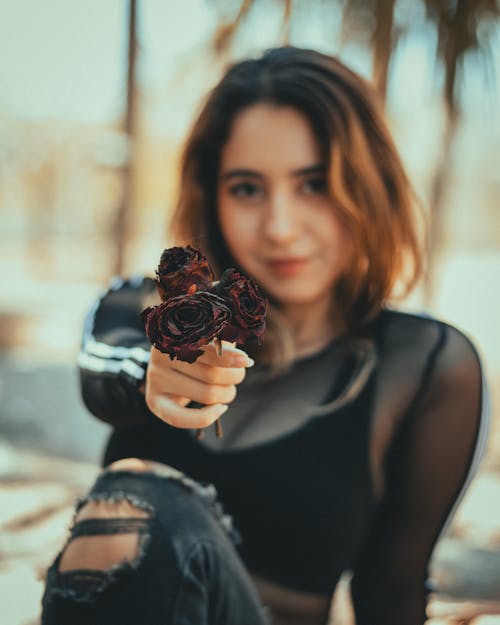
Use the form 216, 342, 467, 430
424, 104, 459, 305
371, 0, 396, 104
423, 2, 463, 305
113, 0, 138, 277
213, 0, 255, 54
282, 0, 292, 44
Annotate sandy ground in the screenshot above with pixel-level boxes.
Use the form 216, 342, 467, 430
1, 359, 499, 625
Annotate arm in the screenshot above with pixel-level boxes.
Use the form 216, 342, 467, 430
350, 322, 490, 625
78, 275, 158, 427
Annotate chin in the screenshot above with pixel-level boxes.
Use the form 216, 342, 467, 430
266, 288, 328, 308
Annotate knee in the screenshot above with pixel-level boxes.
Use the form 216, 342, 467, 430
58, 469, 153, 574
106, 456, 179, 478
106, 457, 152, 473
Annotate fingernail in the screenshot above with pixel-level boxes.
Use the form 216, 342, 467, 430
223, 345, 246, 355
231, 356, 254, 368
216, 404, 229, 416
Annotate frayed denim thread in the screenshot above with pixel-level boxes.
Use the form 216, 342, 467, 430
45, 466, 240, 604
94, 467, 241, 545
45, 491, 153, 603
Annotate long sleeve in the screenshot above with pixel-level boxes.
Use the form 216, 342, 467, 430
78, 275, 158, 427
350, 322, 491, 625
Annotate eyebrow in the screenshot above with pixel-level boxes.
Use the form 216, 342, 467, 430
220, 164, 325, 181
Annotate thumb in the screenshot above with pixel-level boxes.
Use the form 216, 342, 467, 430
165, 393, 191, 407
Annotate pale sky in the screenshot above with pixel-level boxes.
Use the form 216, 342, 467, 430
0, 0, 215, 123
0, 1, 498, 368
0, 0, 125, 122
0, 1, 498, 129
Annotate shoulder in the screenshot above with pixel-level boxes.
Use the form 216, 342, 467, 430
377, 306, 482, 370
377, 308, 489, 440
374, 307, 487, 419
102, 274, 156, 297
82, 274, 157, 342
93, 274, 157, 311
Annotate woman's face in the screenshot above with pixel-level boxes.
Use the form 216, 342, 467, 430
217, 103, 353, 310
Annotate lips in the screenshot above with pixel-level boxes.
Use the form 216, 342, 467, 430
267, 256, 309, 277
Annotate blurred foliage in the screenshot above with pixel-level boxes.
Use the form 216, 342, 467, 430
209, 0, 500, 103
207, 0, 500, 300
1, 0, 499, 286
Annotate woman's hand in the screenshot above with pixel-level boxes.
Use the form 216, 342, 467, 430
144, 341, 254, 430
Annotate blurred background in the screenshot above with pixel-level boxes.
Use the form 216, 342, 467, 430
0, 1, 499, 623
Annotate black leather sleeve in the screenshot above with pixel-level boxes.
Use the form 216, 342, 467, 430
78, 275, 158, 428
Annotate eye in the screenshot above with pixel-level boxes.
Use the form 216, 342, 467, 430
227, 182, 264, 200
301, 176, 327, 195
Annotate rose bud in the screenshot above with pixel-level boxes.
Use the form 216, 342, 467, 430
141, 291, 231, 363
156, 245, 214, 301
213, 268, 267, 345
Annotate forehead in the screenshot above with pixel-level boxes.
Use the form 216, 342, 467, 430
220, 103, 322, 172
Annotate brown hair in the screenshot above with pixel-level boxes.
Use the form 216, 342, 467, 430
170, 46, 425, 367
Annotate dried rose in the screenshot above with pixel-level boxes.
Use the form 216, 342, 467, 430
213, 268, 267, 345
156, 245, 214, 301
141, 291, 231, 363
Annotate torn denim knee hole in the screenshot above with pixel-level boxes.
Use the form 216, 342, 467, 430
69, 516, 152, 539
73, 490, 155, 523
91, 469, 240, 545
47, 498, 154, 603
48, 555, 147, 604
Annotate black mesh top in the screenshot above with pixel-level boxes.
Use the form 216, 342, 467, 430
77, 276, 490, 625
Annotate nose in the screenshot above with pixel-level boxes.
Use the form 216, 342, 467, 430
261, 190, 299, 246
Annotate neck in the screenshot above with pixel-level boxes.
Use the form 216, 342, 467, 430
279, 295, 346, 359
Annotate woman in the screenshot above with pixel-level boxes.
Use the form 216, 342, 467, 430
41, 47, 489, 625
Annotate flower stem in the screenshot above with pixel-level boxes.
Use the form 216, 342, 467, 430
214, 337, 224, 437
215, 419, 223, 438
214, 337, 223, 357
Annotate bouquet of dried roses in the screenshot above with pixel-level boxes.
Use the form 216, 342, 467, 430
141, 245, 267, 437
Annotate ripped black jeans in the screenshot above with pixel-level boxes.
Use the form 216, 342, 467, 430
41, 463, 270, 625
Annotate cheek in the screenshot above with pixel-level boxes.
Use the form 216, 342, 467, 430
218, 204, 236, 250
217, 199, 256, 266
321, 216, 354, 273
225, 226, 256, 271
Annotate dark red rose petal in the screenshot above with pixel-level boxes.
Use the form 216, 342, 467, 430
141, 291, 231, 362
213, 268, 267, 345
143, 246, 267, 363
156, 245, 214, 301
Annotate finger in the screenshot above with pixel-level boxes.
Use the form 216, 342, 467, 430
163, 394, 191, 408
169, 359, 247, 386
150, 366, 238, 406
147, 394, 229, 429
198, 342, 254, 368
149, 342, 253, 370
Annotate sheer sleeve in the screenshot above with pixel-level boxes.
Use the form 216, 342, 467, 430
350, 321, 491, 625
78, 275, 157, 428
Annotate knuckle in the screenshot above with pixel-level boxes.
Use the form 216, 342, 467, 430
146, 364, 161, 384
234, 368, 246, 384
144, 391, 157, 414
199, 385, 219, 405
150, 348, 163, 365
205, 367, 222, 385
225, 385, 237, 403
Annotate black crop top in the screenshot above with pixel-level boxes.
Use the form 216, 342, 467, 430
77, 276, 490, 625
